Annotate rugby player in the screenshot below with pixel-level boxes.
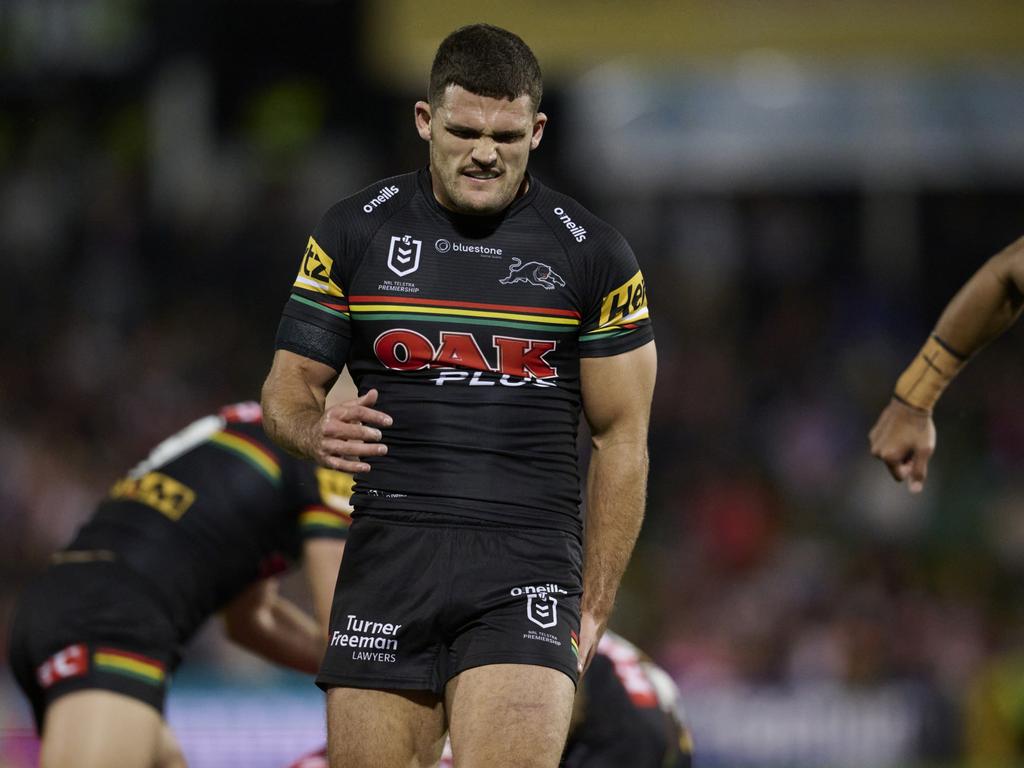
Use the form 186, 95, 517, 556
261, 23, 657, 768
286, 631, 694, 768
561, 631, 693, 768
870, 235, 1024, 491
8, 401, 353, 768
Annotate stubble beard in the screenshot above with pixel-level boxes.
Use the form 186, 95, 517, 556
431, 146, 520, 216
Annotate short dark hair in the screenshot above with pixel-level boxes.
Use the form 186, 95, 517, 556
428, 24, 543, 110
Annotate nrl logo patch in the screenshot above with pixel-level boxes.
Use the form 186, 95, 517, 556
527, 594, 559, 629
499, 258, 565, 290
388, 235, 422, 277
510, 583, 567, 629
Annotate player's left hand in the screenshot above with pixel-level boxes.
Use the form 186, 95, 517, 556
868, 398, 936, 493
576, 609, 606, 676
316, 388, 392, 473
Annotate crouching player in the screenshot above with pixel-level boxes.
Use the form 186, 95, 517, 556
561, 630, 693, 768
287, 630, 693, 768
8, 402, 352, 768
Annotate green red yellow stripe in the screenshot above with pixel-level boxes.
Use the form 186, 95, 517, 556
94, 648, 165, 686
209, 430, 281, 486
349, 295, 580, 318
580, 326, 641, 343
348, 295, 579, 331
299, 504, 351, 534
289, 294, 350, 319
570, 630, 580, 658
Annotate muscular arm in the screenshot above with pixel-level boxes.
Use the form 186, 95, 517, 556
222, 578, 326, 675
261, 349, 391, 473
262, 350, 338, 459
578, 341, 657, 673
932, 236, 1024, 354
870, 236, 1024, 491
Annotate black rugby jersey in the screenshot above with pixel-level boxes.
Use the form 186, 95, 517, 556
275, 169, 653, 534
564, 632, 693, 768
68, 402, 352, 640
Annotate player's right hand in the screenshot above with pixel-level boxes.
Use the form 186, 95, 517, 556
315, 389, 392, 473
868, 398, 936, 493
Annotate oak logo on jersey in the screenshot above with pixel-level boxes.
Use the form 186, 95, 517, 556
499, 258, 565, 291
109, 472, 196, 521
373, 329, 558, 382
598, 270, 649, 329
294, 236, 343, 297
387, 235, 422, 277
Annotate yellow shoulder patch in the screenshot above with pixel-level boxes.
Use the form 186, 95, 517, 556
598, 270, 650, 328
293, 236, 343, 297
316, 466, 355, 512
110, 472, 196, 521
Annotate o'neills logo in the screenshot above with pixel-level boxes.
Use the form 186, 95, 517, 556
553, 207, 587, 242
363, 185, 399, 214
330, 614, 401, 663
510, 583, 567, 597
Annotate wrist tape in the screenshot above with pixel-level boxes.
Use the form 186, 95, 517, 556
893, 334, 966, 412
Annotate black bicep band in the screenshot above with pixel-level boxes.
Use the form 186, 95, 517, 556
275, 316, 350, 370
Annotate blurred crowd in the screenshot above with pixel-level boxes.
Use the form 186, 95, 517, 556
4, 3, 1024, 766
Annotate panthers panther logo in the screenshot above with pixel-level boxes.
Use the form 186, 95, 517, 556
499, 258, 566, 290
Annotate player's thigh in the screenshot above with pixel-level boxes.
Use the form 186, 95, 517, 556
326, 686, 446, 768
39, 689, 165, 768
445, 663, 575, 768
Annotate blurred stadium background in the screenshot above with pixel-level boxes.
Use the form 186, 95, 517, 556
3, 1, 1024, 766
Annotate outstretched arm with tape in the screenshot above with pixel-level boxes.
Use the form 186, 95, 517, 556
870, 236, 1024, 492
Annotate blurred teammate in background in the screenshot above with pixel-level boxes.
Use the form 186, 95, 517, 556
262, 22, 656, 768
870, 236, 1024, 491
287, 630, 693, 768
560, 631, 693, 768
7, 401, 352, 768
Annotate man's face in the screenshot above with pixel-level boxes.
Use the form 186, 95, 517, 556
415, 85, 546, 216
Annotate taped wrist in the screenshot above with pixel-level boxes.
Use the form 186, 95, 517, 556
893, 334, 966, 412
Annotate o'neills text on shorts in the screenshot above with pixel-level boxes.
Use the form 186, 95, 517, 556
330, 614, 401, 663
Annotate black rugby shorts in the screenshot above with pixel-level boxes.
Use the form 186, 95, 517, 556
316, 516, 582, 694
8, 560, 178, 731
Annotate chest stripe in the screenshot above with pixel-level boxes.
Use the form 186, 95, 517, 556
349, 295, 580, 319
353, 313, 577, 333
351, 304, 578, 329
289, 294, 350, 319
